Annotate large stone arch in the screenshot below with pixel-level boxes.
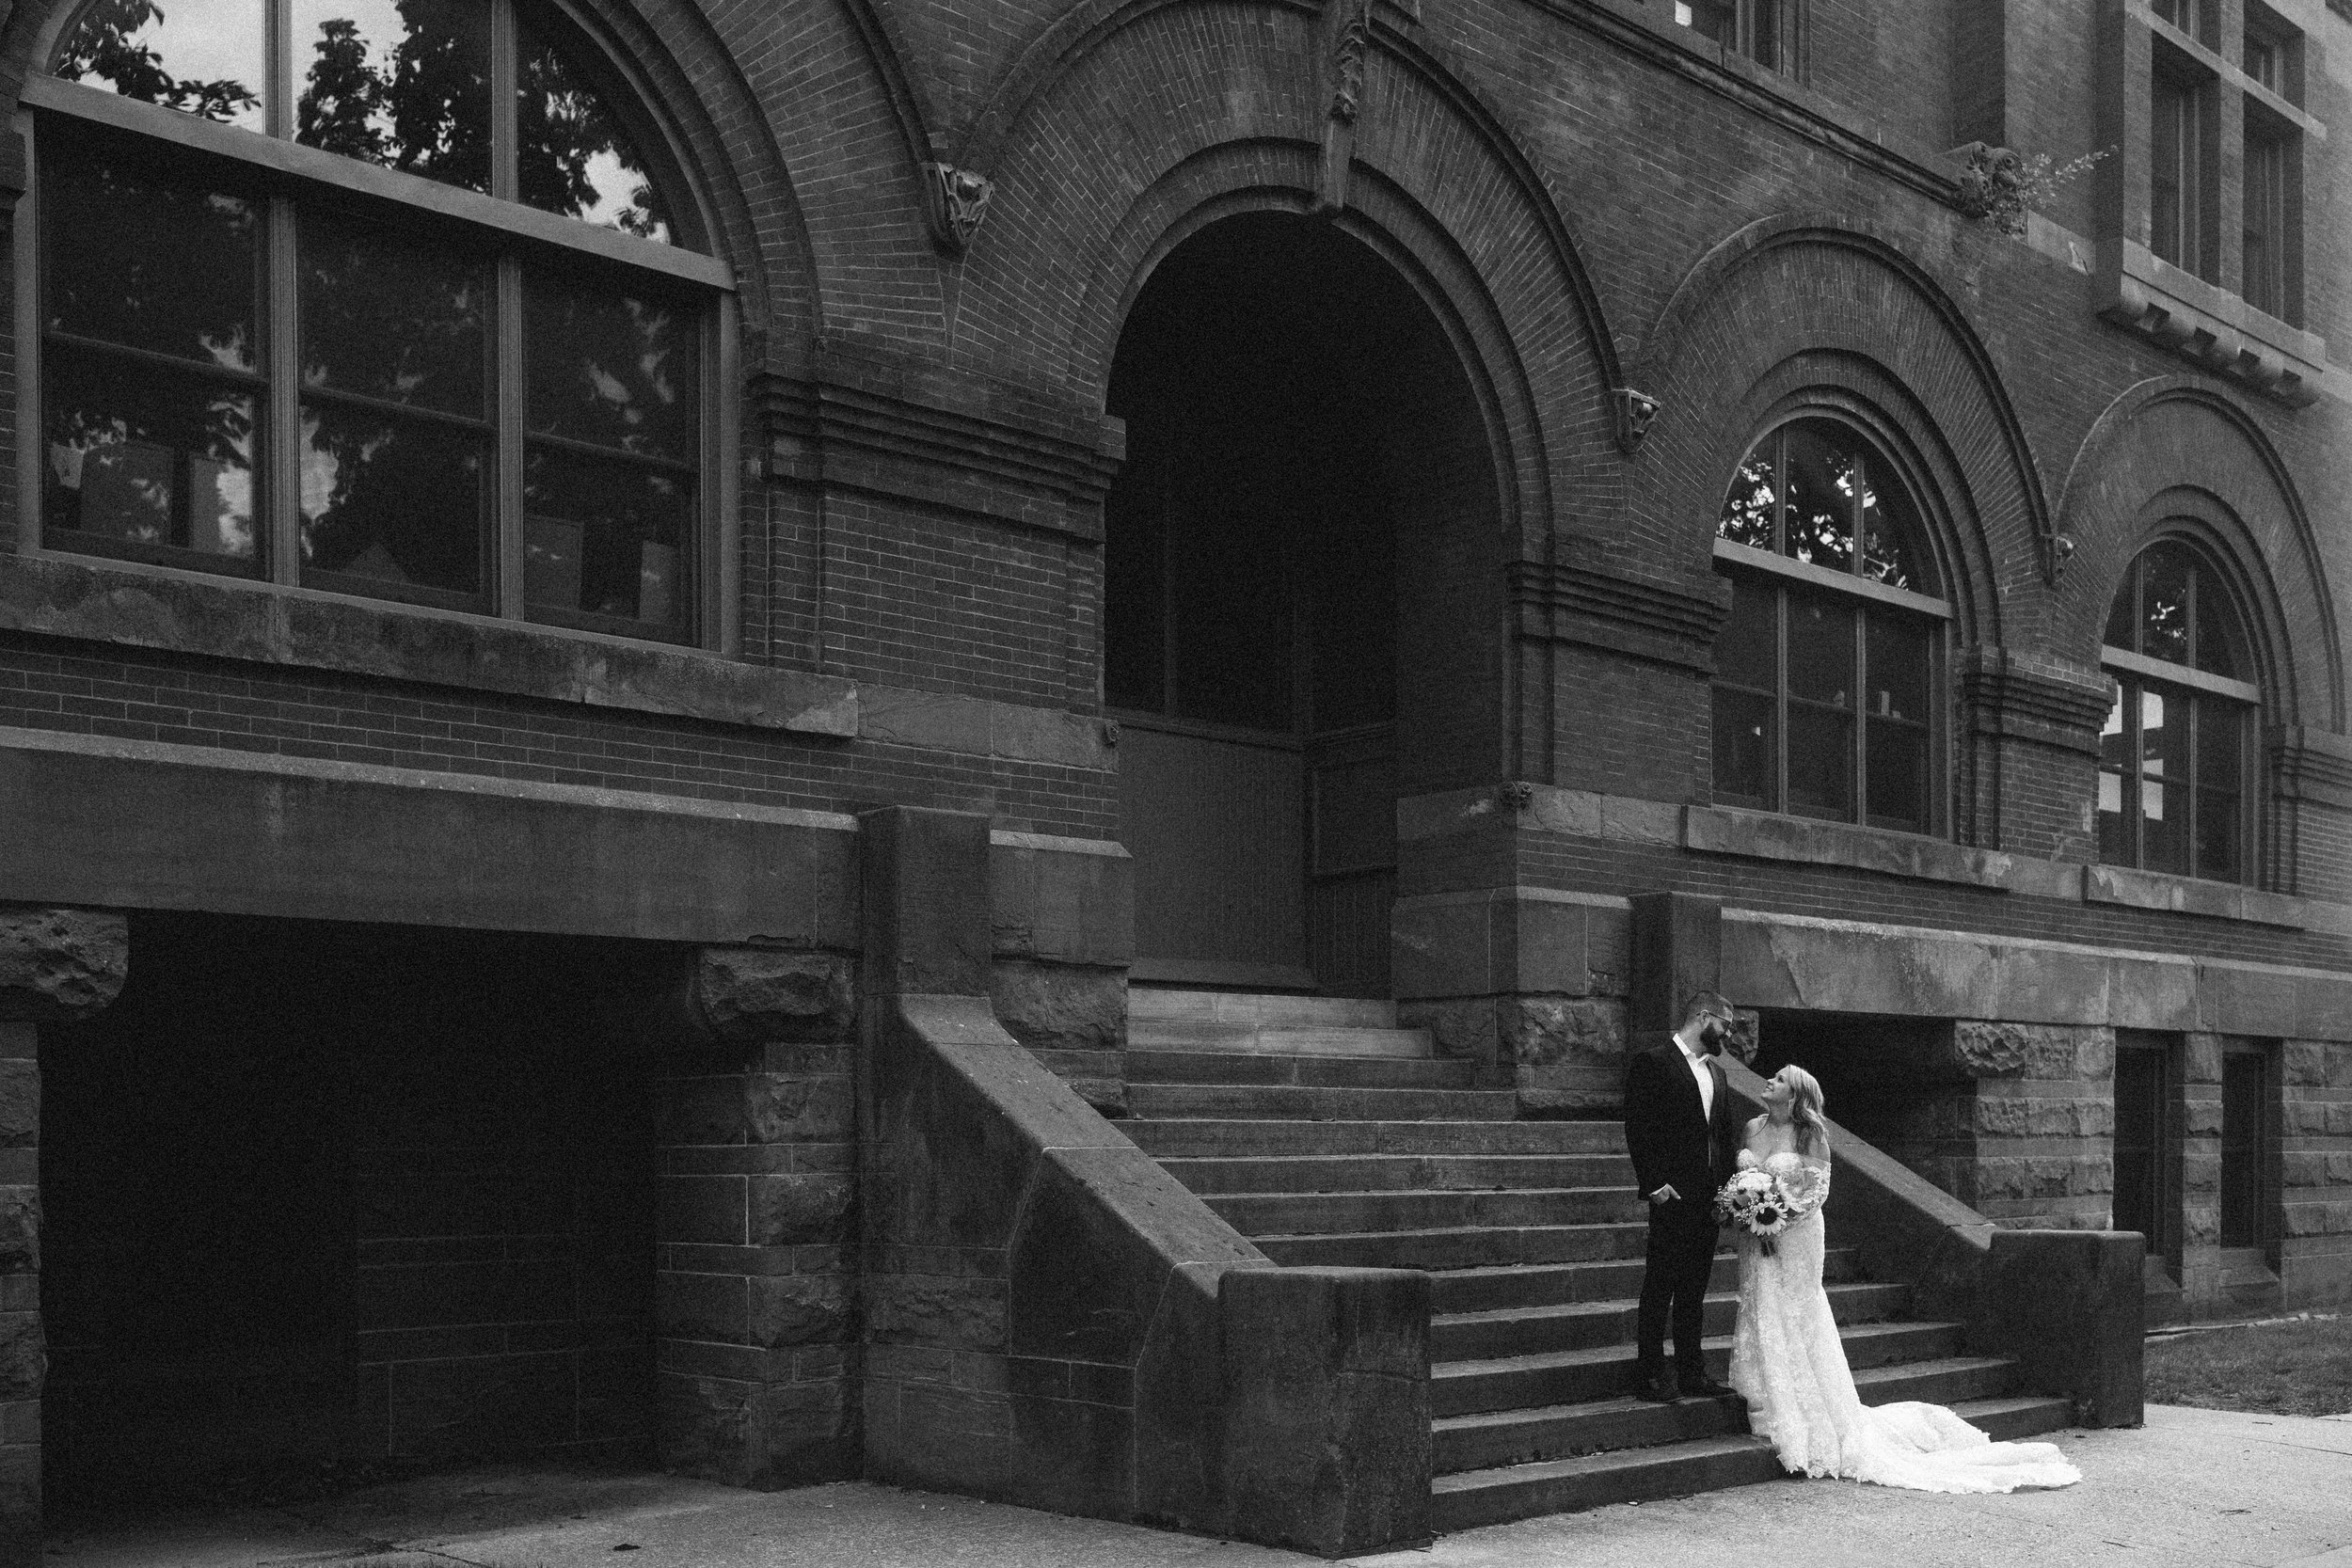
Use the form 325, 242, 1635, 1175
2053, 376, 2342, 734
943, 0, 1622, 549
1629, 212, 2055, 653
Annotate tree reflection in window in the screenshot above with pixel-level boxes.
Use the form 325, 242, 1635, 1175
1710, 415, 1942, 833
40, 0, 705, 638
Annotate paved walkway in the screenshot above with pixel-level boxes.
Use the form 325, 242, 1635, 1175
44, 1405, 2352, 1568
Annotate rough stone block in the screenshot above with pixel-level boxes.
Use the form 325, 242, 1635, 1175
749, 1274, 850, 1348
866, 1275, 1005, 1349
0, 1068, 32, 1153
0, 907, 126, 1023
2285, 1040, 2331, 1086
2283, 1200, 2352, 1238
747, 1075, 853, 1144
658, 1272, 748, 1344
2185, 1035, 2225, 1083
1220, 1267, 1431, 1557
657, 1175, 746, 1246
748, 1174, 853, 1246
691, 948, 855, 1045
1982, 1229, 2144, 1427
863, 807, 993, 998
1398, 998, 1499, 1065
1502, 996, 1625, 1067
989, 959, 1125, 1054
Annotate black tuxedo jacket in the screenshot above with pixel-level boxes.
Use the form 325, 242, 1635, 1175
1623, 1040, 1740, 1206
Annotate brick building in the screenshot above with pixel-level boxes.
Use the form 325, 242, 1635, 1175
0, 0, 2339, 1555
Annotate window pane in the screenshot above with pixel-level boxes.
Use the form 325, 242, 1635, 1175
1712, 685, 1774, 807
2143, 544, 2193, 666
300, 404, 487, 598
1782, 423, 1854, 573
292, 0, 492, 192
1787, 704, 1854, 819
300, 209, 488, 418
2105, 566, 2137, 651
45, 143, 259, 372
1717, 574, 1777, 678
523, 446, 691, 634
1865, 611, 1930, 722
1717, 448, 1776, 551
56, 0, 266, 131
525, 274, 700, 463
44, 345, 256, 563
2099, 685, 2131, 863
1866, 717, 1929, 832
2243, 123, 2283, 319
2197, 703, 2245, 880
1787, 594, 1853, 707
2141, 687, 2188, 872
2194, 571, 2246, 679
517, 10, 675, 243
2151, 76, 2195, 271
1857, 459, 1925, 591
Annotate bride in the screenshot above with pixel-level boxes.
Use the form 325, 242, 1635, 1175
1727, 1065, 2083, 1493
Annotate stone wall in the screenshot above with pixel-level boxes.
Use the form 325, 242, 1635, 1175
1950, 1022, 2118, 1232
2282, 1037, 2352, 1309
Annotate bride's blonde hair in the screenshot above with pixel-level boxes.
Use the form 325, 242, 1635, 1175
1783, 1066, 1830, 1155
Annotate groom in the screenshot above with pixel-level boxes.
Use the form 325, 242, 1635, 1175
1623, 990, 1742, 1403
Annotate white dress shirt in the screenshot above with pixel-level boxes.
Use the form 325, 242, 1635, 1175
1675, 1031, 1714, 1120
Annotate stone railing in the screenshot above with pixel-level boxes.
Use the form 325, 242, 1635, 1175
857, 808, 1429, 1557
1722, 1060, 2143, 1427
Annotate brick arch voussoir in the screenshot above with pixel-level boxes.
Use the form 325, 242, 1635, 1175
2054, 376, 2341, 731
947, 0, 1616, 506
1631, 212, 2053, 630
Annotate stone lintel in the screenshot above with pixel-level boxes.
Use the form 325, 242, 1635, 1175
0, 907, 127, 1024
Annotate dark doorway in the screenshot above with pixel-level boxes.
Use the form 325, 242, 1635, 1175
1104, 211, 1493, 995
2114, 1031, 2181, 1291
40, 911, 666, 1512
1749, 1009, 1961, 1192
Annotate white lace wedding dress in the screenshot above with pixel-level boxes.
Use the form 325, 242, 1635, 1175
1726, 1140, 2083, 1493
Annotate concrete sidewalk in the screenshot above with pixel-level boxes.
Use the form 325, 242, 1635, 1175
44, 1405, 2352, 1568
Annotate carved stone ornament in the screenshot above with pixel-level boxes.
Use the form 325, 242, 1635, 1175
1612, 387, 1662, 454
1329, 0, 1372, 124
926, 163, 994, 255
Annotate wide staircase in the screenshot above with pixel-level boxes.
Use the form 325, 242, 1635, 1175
1120, 988, 2075, 1533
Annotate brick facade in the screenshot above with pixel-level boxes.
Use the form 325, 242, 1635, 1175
0, 0, 2349, 1548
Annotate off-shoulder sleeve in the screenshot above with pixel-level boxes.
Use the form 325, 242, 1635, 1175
1780, 1157, 1832, 1216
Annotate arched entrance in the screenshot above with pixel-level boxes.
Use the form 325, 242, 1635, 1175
1104, 212, 1497, 996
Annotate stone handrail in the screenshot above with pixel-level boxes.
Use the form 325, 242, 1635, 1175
1721, 1059, 2142, 1427
863, 993, 1430, 1556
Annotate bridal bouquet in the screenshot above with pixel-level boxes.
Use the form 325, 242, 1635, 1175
1713, 1167, 1795, 1257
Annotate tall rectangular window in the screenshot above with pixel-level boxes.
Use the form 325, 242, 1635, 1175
2151, 73, 2202, 273
2243, 119, 2289, 319
1674, 0, 1785, 72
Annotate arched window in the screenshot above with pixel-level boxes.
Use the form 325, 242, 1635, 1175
22, 0, 730, 644
2098, 541, 2258, 881
1709, 416, 1949, 834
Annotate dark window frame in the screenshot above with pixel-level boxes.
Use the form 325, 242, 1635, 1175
2098, 544, 2262, 885
2149, 46, 2218, 281
17, 0, 736, 650
1709, 418, 1949, 837
2217, 1039, 2280, 1259
1673, 0, 1793, 74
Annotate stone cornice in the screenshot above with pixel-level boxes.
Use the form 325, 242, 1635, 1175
1962, 648, 2116, 756
1506, 560, 1730, 673
755, 349, 1125, 542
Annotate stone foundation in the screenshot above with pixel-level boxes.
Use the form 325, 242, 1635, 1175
2282, 1037, 2352, 1309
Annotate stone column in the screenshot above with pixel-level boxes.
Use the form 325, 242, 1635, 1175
0, 907, 128, 1568
2280, 1038, 2352, 1310
653, 945, 859, 1488
1949, 1022, 2116, 1230
2178, 1034, 2227, 1316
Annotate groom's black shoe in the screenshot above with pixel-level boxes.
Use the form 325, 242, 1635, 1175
1678, 1371, 1737, 1400
1634, 1370, 1679, 1403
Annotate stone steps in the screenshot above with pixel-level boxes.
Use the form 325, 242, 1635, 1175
1156, 1152, 1635, 1195
1123, 1118, 1623, 1159
1428, 1392, 2074, 1531
1117, 995, 2068, 1538
1207, 1186, 1645, 1237
1255, 1221, 1651, 1272
1433, 1321, 1971, 1418
1426, 1247, 1864, 1315
1125, 1084, 1519, 1121
1125, 1048, 1474, 1089
1431, 1280, 1911, 1362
